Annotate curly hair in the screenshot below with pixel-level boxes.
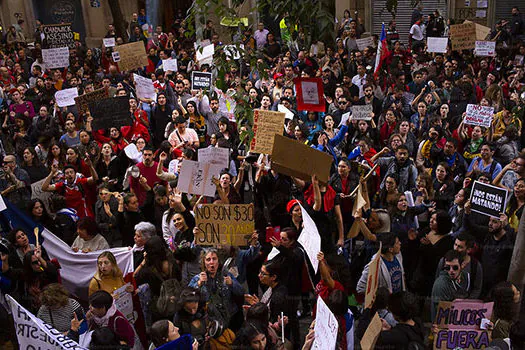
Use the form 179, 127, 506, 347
41, 283, 70, 308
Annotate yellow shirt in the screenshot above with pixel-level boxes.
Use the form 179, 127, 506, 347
89, 275, 125, 296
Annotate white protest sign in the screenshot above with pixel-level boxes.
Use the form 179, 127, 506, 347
178, 160, 222, 197
312, 297, 338, 350
474, 41, 496, 57
196, 44, 215, 65
338, 111, 351, 127
267, 247, 280, 260
427, 37, 449, 53
42, 47, 70, 69
301, 81, 320, 105
224, 44, 244, 59
356, 37, 374, 51
133, 73, 156, 100
297, 203, 321, 273
124, 143, 143, 163
103, 37, 115, 47
113, 283, 135, 323
278, 104, 294, 120
112, 51, 120, 62
0, 194, 6, 212
162, 58, 178, 72
351, 104, 373, 120
7, 294, 87, 350
198, 147, 230, 169
464, 104, 494, 128
54, 87, 78, 107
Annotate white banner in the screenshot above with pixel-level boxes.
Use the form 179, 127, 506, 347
42, 229, 134, 301
474, 41, 496, 57
162, 58, 178, 72
42, 47, 70, 69
427, 37, 449, 53
133, 74, 156, 100
464, 104, 494, 128
7, 294, 87, 350
297, 204, 321, 273
312, 297, 338, 350
55, 88, 78, 107
198, 147, 230, 169
178, 160, 222, 197
103, 37, 116, 47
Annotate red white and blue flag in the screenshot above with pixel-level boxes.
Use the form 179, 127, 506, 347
374, 23, 389, 77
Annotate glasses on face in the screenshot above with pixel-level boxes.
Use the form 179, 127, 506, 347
444, 265, 459, 271
259, 270, 270, 276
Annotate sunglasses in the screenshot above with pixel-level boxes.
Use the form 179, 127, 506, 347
444, 265, 459, 271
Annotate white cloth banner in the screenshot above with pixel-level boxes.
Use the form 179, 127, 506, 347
42, 229, 134, 301
312, 297, 338, 350
55, 88, 79, 107
7, 294, 87, 350
133, 73, 156, 100
42, 47, 70, 69
297, 204, 321, 273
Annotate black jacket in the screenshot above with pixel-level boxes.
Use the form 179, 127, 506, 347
377, 321, 426, 349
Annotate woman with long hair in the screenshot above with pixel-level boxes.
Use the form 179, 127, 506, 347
506, 178, 525, 232
45, 142, 66, 170
88, 251, 129, 296
490, 281, 521, 340
433, 162, 455, 210
21, 147, 48, 183
27, 198, 55, 230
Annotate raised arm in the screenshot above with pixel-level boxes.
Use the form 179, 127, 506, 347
42, 164, 58, 192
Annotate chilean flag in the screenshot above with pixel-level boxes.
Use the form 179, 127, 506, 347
374, 23, 389, 78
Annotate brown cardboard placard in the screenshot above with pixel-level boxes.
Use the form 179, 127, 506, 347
270, 134, 333, 183
364, 243, 382, 309
74, 88, 108, 115
361, 312, 382, 350
194, 204, 254, 246
115, 41, 149, 72
450, 22, 476, 51
250, 110, 285, 155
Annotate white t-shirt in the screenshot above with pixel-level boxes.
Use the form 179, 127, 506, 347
168, 128, 199, 148
410, 23, 424, 41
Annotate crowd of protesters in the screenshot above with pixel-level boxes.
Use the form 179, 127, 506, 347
0, 3, 524, 350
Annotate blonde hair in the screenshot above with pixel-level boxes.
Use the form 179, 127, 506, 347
94, 251, 123, 280
200, 248, 219, 272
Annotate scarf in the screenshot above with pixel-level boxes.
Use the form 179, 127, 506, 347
91, 303, 117, 328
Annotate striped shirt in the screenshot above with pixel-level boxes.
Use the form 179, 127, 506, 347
37, 298, 84, 332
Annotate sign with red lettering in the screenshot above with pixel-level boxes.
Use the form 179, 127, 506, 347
464, 104, 494, 128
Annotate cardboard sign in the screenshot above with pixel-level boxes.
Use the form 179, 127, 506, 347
250, 109, 285, 155
351, 104, 373, 120
6, 295, 87, 350
42, 47, 70, 69
464, 104, 494, 127
198, 147, 230, 169
178, 160, 222, 197
271, 134, 333, 183
43, 24, 74, 49
356, 37, 374, 51
294, 77, 325, 112
191, 71, 213, 90
103, 37, 116, 47
115, 41, 148, 71
298, 203, 321, 273
465, 20, 491, 41
162, 58, 178, 72
361, 312, 382, 350
54, 87, 78, 107
195, 204, 254, 246
364, 244, 382, 309
469, 181, 508, 218
427, 37, 449, 53
312, 297, 338, 350
88, 96, 132, 130
450, 22, 476, 51
474, 41, 496, 57
133, 73, 156, 100
74, 88, 109, 115
434, 300, 494, 349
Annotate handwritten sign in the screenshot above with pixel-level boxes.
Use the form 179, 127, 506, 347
88, 96, 132, 130
474, 41, 496, 57
250, 110, 285, 155
54, 88, 78, 107
103, 37, 115, 47
295, 78, 325, 112
312, 297, 338, 350
469, 181, 508, 218
133, 74, 156, 100
43, 24, 74, 49
356, 36, 374, 51
464, 104, 494, 127
195, 204, 254, 246
191, 71, 213, 90
178, 160, 222, 197
361, 312, 382, 350
450, 22, 476, 51
113, 283, 135, 323
351, 104, 373, 120
298, 203, 321, 273
74, 88, 108, 115
434, 300, 493, 350
42, 47, 70, 69
115, 41, 148, 71
198, 147, 230, 169
364, 244, 382, 308
427, 37, 449, 53
162, 58, 178, 72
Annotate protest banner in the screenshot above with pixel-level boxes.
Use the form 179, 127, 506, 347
361, 312, 382, 350
469, 181, 508, 218
312, 297, 338, 350
427, 37, 449, 53
464, 104, 494, 127
198, 147, 230, 169
194, 204, 254, 246
43, 24, 74, 49
271, 134, 333, 183
191, 71, 213, 90
294, 77, 325, 112
162, 58, 178, 72
7, 294, 87, 350
113, 283, 135, 323
474, 41, 496, 57
356, 36, 374, 51
298, 203, 321, 273
351, 104, 373, 120
250, 109, 285, 155
465, 21, 492, 41
88, 96, 132, 130
103, 37, 115, 47
114, 41, 148, 71
434, 300, 494, 350
178, 160, 222, 197
42, 47, 70, 69
55, 87, 78, 107
74, 88, 108, 115
196, 43, 215, 65
365, 243, 382, 309
133, 73, 156, 100
450, 22, 476, 51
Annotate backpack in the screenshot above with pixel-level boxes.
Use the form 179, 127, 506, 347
156, 278, 182, 318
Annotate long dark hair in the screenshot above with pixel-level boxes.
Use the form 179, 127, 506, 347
27, 198, 53, 224
508, 178, 525, 215
491, 281, 519, 322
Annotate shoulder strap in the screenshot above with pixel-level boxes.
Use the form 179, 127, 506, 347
489, 160, 497, 178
